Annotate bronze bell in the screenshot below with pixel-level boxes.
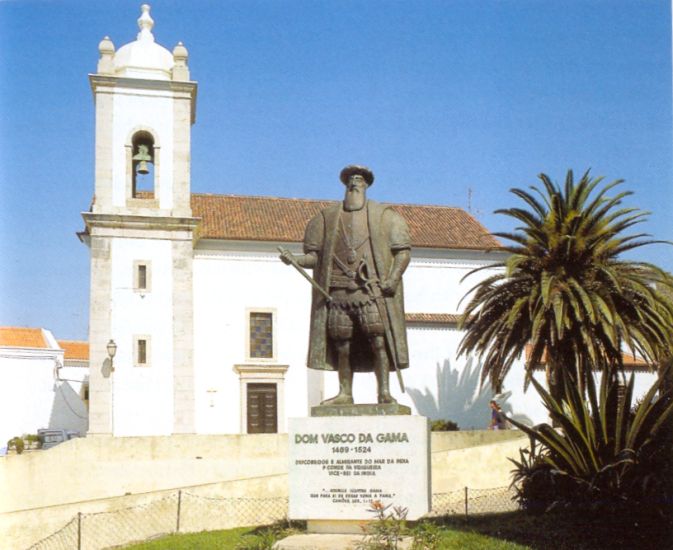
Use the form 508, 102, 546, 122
133, 144, 152, 175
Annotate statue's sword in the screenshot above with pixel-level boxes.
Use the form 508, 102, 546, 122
277, 246, 332, 302
358, 262, 406, 394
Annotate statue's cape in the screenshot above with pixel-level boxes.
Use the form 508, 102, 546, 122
304, 200, 410, 372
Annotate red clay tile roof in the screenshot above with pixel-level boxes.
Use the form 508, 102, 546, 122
0, 327, 47, 349
191, 194, 499, 250
58, 340, 89, 361
405, 313, 461, 324
525, 344, 653, 371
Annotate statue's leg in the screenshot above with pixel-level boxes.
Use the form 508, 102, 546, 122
321, 340, 354, 406
371, 335, 397, 404
322, 306, 354, 405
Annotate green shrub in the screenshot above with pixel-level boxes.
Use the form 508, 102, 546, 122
234, 520, 301, 550
355, 501, 408, 550
409, 521, 442, 549
7, 437, 24, 454
509, 365, 673, 519
430, 420, 459, 431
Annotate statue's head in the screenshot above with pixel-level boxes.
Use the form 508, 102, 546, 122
340, 165, 374, 187
341, 165, 373, 211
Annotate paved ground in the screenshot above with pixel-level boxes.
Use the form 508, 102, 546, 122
274, 533, 413, 549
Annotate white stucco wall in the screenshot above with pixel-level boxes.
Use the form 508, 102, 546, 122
400, 251, 543, 427
52, 365, 89, 437
0, 351, 58, 445
193, 243, 318, 434
110, 238, 174, 436
0, 331, 89, 445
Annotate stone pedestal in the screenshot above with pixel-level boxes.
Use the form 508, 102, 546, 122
288, 414, 430, 526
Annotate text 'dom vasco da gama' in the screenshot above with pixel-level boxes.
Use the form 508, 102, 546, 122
289, 416, 430, 520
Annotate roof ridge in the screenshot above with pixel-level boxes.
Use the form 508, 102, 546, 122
191, 192, 334, 203
190, 192, 466, 211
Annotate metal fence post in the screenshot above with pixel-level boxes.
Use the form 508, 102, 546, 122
464, 487, 468, 517
77, 512, 82, 550
176, 489, 182, 533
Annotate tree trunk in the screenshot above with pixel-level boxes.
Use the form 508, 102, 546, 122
546, 361, 565, 427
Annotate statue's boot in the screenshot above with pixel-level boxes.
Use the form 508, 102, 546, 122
374, 337, 398, 404
321, 343, 354, 406
322, 393, 354, 406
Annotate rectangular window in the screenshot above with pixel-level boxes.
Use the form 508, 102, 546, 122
133, 261, 152, 293
133, 335, 151, 367
249, 311, 273, 359
138, 339, 147, 364
138, 264, 147, 290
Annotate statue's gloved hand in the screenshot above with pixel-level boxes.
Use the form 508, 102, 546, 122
380, 278, 399, 296
280, 249, 295, 266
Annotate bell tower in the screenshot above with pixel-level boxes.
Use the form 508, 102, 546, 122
83, 5, 198, 436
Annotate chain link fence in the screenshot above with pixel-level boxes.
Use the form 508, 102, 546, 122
28, 486, 517, 549
429, 486, 519, 517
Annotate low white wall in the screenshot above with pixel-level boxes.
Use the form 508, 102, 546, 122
0, 434, 288, 514
0, 430, 526, 549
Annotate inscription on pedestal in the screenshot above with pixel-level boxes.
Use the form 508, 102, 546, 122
288, 415, 430, 520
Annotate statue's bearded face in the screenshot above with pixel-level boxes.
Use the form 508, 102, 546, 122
343, 175, 367, 211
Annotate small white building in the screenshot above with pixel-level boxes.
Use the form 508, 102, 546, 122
0, 327, 89, 446
80, 6, 657, 438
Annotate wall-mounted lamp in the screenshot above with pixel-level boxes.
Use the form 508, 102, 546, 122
107, 339, 117, 372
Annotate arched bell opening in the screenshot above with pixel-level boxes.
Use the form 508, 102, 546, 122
131, 131, 155, 198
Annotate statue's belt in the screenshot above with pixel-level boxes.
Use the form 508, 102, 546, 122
327, 291, 373, 309
331, 254, 368, 290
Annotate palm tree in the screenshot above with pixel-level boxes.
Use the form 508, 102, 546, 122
458, 170, 673, 400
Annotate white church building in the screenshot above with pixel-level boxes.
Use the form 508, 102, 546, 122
80, 6, 655, 438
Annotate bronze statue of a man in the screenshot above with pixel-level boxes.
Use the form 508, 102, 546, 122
280, 165, 411, 405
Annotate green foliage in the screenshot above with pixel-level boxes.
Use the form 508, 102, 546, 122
355, 501, 408, 550
509, 364, 673, 517
7, 436, 24, 454
235, 520, 301, 550
23, 433, 39, 442
355, 503, 449, 550
458, 170, 673, 394
123, 514, 673, 550
123, 527, 255, 549
436, 510, 672, 549
430, 419, 459, 431
409, 521, 442, 549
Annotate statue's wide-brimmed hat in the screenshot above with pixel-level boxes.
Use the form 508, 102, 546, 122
340, 165, 374, 186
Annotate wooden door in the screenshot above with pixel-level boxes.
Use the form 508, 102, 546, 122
247, 383, 278, 434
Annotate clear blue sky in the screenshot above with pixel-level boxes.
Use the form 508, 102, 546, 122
0, 0, 671, 341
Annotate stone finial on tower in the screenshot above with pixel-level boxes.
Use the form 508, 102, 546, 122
137, 4, 155, 42
172, 41, 190, 81
111, 4, 173, 79
97, 36, 116, 74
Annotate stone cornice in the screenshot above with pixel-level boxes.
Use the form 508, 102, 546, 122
194, 241, 505, 269
82, 212, 201, 239
233, 364, 289, 377
0, 347, 63, 361
89, 74, 198, 123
